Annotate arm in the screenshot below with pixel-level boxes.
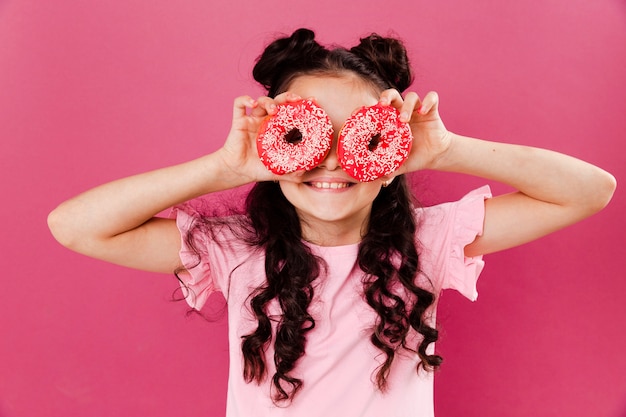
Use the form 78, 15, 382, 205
48, 153, 246, 273
382, 91, 617, 257
432, 135, 616, 256
48, 95, 297, 273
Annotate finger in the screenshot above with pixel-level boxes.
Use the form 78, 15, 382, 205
273, 91, 303, 105
417, 91, 440, 115
233, 95, 257, 120
378, 89, 403, 107
399, 91, 420, 122
252, 92, 304, 117
250, 96, 276, 118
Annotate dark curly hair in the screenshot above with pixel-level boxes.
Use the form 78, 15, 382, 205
253, 28, 413, 98
243, 28, 441, 402
182, 28, 442, 404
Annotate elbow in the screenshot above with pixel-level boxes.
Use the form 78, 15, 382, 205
47, 204, 81, 250
586, 169, 617, 214
47, 205, 69, 247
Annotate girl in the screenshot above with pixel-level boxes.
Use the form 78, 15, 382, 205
47, 28, 616, 416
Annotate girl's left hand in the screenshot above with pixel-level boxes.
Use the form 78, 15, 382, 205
379, 89, 453, 173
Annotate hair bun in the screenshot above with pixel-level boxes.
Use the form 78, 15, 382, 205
253, 28, 326, 96
350, 34, 413, 92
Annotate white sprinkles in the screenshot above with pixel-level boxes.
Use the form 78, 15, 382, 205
256, 100, 333, 175
338, 104, 413, 182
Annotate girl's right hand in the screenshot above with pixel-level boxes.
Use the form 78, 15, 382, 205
216, 93, 306, 184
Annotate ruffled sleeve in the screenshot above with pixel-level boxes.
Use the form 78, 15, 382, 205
171, 207, 218, 310
443, 186, 490, 300
418, 186, 492, 301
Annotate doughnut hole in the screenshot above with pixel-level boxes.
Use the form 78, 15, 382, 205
285, 128, 303, 145
337, 104, 413, 182
256, 99, 334, 174
368, 133, 382, 152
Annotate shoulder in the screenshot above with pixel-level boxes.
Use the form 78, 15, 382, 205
413, 186, 491, 299
415, 186, 491, 237
173, 205, 250, 244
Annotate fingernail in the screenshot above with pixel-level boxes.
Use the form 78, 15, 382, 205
400, 112, 409, 122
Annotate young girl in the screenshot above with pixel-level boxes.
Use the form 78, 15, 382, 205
47, 28, 616, 416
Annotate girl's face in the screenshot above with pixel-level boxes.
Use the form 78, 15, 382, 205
278, 74, 388, 246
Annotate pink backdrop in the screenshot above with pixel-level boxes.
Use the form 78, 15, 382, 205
1, 0, 625, 416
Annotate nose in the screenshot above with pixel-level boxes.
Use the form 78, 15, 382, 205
319, 138, 341, 171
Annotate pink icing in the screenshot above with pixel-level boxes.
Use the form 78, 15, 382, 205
338, 104, 413, 182
257, 100, 333, 174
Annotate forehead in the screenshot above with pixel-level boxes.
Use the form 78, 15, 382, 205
287, 74, 380, 121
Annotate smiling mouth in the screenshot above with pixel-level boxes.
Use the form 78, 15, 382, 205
308, 181, 353, 190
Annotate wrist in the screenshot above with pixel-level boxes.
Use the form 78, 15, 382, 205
199, 150, 256, 191
422, 131, 458, 171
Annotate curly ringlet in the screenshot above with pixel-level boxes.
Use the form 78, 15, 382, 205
181, 28, 442, 405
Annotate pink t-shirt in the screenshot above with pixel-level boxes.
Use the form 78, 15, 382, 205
174, 186, 491, 417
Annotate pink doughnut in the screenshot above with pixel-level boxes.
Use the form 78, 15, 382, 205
256, 99, 334, 175
337, 104, 413, 182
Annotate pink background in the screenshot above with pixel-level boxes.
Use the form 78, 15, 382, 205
1, 0, 625, 416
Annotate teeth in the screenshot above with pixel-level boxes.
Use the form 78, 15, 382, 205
311, 181, 350, 189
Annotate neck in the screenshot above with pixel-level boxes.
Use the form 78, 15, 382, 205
299, 216, 369, 247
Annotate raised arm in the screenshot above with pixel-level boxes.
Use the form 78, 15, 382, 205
47, 95, 294, 273
383, 90, 617, 257
432, 134, 616, 256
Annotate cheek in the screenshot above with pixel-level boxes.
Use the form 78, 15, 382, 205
362, 184, 385, 203
277, 182, 301, 205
